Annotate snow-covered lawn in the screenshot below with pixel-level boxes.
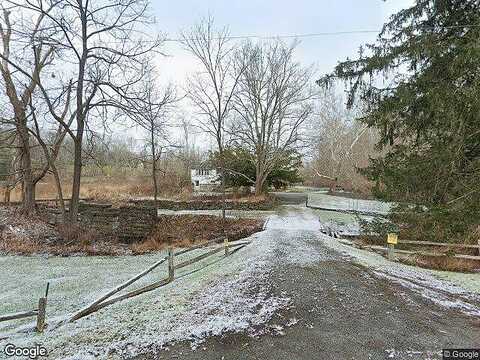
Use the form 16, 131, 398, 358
0, 227, 290, 359
1, 205, 479, 359
310, 208, 374, 236
308, 193, 393, 215
157, 208, 276, 219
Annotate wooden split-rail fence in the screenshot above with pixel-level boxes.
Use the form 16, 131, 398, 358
0, 237, 250, 333
376, 236, 480, 261
68, 237, 249, 322
0, 283, 50, 333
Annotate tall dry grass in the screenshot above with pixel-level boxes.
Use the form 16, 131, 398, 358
2, 174, 192, 203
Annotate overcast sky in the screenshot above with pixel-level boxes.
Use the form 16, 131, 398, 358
130, 0, 415, 147
151, 0, 414, 84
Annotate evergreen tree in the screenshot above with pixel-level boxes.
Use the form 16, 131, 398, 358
319, 0, 480, 242
211, 147, 302, 190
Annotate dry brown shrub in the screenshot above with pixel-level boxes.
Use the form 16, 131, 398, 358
1, 199, 264, 256
131, 215, 263, 254
398, 254, 480, 273
56, 223, 104, 246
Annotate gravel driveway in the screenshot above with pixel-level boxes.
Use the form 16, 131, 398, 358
136, 206, 480, 360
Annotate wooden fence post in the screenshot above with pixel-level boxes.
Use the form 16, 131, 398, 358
387, 233, 398, 261
168, 248, 174, 281
387, 243, 395, 260
224, 238, 229, 256
36, 297, 47, 333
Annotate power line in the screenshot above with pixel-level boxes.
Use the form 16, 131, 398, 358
6, 24, 480, 46
165, 29, 381, 42
163, 24, 480, 43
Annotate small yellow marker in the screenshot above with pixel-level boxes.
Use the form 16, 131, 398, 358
387, 233, 398, 245
387, 233, 398, 260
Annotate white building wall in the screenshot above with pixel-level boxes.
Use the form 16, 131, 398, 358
191, 169, 221, 190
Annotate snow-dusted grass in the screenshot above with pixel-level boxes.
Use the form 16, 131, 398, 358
310, 208, 374, 236
157, 208, 276, 220
2, 204, 478, 359
308, 193, 393, 215
0, 252, 168, 332
0, 219, 294, 359
319, 234, 480, 317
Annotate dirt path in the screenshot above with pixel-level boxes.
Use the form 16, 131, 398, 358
134, 206, 480, 360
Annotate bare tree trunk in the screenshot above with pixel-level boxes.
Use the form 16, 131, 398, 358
151, 130, 159, 218
70, 137, 83, 223
18, 119, 36, 213
330, 177, 338, 193
69, 14, 87, 224
219, 148, 226, 230
37, 143, 66, 220
51, 164, 66, 219
255, 161, 266, 196
3, 185, 10, 203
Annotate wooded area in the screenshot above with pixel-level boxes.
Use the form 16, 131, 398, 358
1, 0, 479, 247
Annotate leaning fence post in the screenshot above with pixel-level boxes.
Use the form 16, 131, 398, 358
224, 238, 229, 256
168, 248, 174, 281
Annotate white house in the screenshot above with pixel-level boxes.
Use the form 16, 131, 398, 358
190, 168, 221, 191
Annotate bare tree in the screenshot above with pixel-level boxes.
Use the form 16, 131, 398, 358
181, 16, 244, 222
27, 86, 73, 219
177, 113, 197, 181
128, 74, 177, 216
16, 0, 163, 222
310, 90, 378, 192
231, 40, 316, 195
0, 4, 56, 212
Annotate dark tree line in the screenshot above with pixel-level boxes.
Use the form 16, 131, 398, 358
320, 0, 480, 243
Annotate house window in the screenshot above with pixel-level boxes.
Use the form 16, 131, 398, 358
195, 169, 212, 176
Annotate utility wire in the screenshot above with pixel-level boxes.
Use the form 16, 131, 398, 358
166, 29, 381, 42
6, 24, 480, 46
163, 24, 480, 43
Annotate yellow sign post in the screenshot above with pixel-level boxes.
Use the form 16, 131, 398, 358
387, 233, 398, 245
387, 233, 398, 260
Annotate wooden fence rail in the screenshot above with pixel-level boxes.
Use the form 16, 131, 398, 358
67, 237, 251, 323
398, 239, 480, 250
381, 235, 480, 261
371, 245, 480, 261
0, 310, 38, 323
0, 283, 49, 333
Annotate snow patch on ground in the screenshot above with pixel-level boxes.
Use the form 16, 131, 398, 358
308, 193, 393, 215
266, 206, 321, 231
319, 233, 480, 317
0, 222, 292, 359
157, 209, 276, 220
